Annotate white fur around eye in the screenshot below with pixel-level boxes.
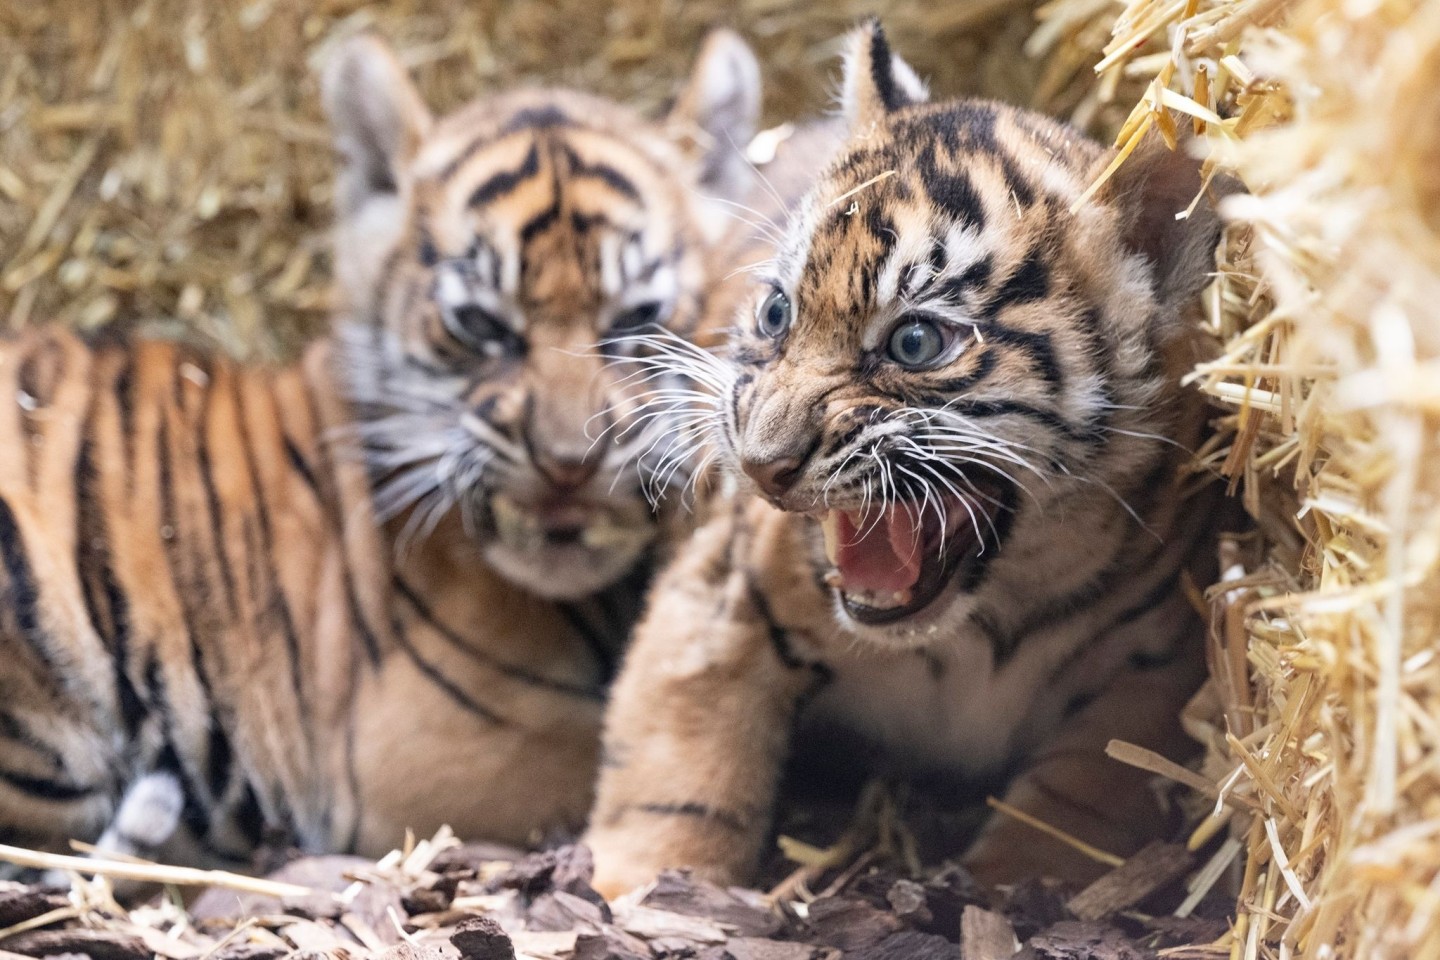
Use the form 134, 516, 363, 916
475, 244, 498, 287
621, 235, 645, 283
598, 233, 623, 298
434, 261, 522, 339
499, 247, 521, 300
436, 269, 469, 310
653, 265, 678, 303
944, 224, 986, 272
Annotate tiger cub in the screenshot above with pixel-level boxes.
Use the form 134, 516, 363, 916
0, 29, 771, 869
584, 20, 1231, 894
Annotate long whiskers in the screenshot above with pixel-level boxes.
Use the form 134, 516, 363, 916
332, 326, 511, 559
591, 328, 737, 507
701, 195, 787, 247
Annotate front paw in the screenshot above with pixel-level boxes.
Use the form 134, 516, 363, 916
585, 831, 670, 901
584, 825, 751, 901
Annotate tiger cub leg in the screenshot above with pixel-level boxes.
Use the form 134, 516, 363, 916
585, 513, 815, 899
43, 771, 184, 887
963, 647, 1204, 885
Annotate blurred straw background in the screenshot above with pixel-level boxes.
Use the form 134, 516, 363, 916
0, 0, 1053, 358
3, 0, 1439, 957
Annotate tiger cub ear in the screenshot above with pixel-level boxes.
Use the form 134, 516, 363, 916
1092, 132, 1230, 316
839, 18, 929, 135
667, 28, 763, 199
321, 31, 433, 218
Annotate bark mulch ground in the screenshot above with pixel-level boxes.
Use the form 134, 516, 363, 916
0, 833, 1234, 960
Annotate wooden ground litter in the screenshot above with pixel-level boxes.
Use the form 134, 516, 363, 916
0, 827, 1234, 960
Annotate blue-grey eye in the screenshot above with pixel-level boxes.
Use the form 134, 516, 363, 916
887, 317, 945, 367
756, 288, 792, 338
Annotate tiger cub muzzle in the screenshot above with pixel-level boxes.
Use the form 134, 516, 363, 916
478, 370, 657, 596
738, 411, 1013, 625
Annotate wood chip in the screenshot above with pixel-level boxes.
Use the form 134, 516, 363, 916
0, 927, 151, 960
612, 903, 730, 944
803, 898, 904, 952
1018, 921, 1152, 960
1065, 842, 1194, 921
641, 871, 782, 938
843, 930, 960, 960
449, 916, 515, 960
883, 880, 932, 926
0, 887, 71, 929
572, 927, 650, 960
961, 906, 1020, 960
380, 944, 449, 960
509, 930, 579, 959
699, 938, 837, 960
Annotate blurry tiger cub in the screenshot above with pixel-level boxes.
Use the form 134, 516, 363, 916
0, 29, 775, 870
585, 20, 1233, 893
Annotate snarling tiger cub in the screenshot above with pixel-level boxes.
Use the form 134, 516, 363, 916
584, 19, 1234, 894
0, 28, 772, 870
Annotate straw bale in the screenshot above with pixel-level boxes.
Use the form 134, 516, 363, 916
1036, 0, 1440, 954
0, 0, 1052, 359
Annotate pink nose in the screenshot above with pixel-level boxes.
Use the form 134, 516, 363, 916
741, 454, 804, 499
537, 455, 600, 494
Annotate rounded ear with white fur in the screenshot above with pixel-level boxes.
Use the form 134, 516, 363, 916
321, 32, 433, 219
667, 29, 763, 200
839, 18, 929, 135
1092, 133, 1232, 317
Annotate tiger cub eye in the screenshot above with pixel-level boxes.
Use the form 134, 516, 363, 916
887, 317, 944, 367
756, 287, 792, 339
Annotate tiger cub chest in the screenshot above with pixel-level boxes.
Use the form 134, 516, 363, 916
797, 630, 1091, 781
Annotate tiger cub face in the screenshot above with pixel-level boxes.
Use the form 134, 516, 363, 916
717, 22, 1222, 644
321, 31, 762, 598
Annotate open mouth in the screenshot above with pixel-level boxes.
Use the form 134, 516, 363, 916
817, 488, 1007, 625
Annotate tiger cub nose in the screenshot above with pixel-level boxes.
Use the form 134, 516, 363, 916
538, 454, 600, 494
741, 454, 805, 499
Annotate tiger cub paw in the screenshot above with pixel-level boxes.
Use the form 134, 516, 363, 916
584, 829, 744, 902
585, 835, 669, 902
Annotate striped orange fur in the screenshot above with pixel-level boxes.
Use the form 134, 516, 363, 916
0, 28, 785, 871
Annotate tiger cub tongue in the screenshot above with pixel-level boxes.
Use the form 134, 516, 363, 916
819, 507, 923, 598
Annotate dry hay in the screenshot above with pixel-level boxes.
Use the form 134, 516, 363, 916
3, 0, 1440, 958
1034, 0, 1440, 955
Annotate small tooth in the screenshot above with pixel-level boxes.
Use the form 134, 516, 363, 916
891, 590, 911, 605
823, 570, 844, 590
820, 512, 841, 566
491, 495, 541, 551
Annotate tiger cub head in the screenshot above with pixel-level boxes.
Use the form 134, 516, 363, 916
321, 30, 761, 598
717, 20, 1224, 644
